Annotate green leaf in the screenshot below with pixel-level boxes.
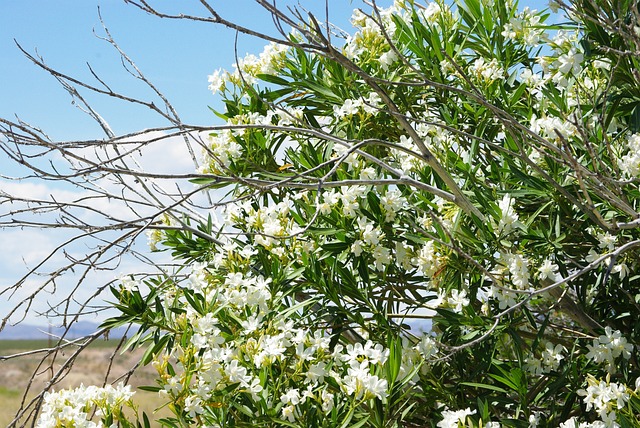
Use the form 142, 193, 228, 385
322, 241, 350, 252
182, 288, 204, 315
630, 103, 640, 132
141, 334, 170, 366
488, 373, 519, 392
142, 412, 151, 428
137, 385, 162, 393
386, 335, 402, 385
230, 401, 254, 417
188, 177, 218, 186
460, 381, 508, 393
256, 73, 290, 86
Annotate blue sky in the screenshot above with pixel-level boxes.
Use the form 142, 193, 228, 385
0, 1, 357, 141
0, 0, 553, 140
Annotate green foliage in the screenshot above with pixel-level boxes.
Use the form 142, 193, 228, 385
39, 0, 640, 427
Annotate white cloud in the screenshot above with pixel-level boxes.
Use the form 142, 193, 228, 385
0, 130, 221, 327
0, 229, 59, 270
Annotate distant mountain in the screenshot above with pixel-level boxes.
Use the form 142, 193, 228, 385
0, 321, 129, 340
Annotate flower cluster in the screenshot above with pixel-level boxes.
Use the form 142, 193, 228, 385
470, 57, 505, 83
501, 7, 545, 46
536, 30, 585, 88
136, 261, 441, 426
437, 407, 476, 428
586, 327, 634, 373
530, 114, 578, 142
619, 133, 640, 178
207, 41, 288, 93
36, 383, 135, 428
96, 0, 640, 426
577, 375, 631, 428
525, 341, 566, 375
496, 194, 520, 234
222, 197, 307, 258
333, 93, 383, 118
200, 129, 242, 172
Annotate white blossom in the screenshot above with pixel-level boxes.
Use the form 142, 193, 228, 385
437, 408, 477, 428
497, 194, 520, 234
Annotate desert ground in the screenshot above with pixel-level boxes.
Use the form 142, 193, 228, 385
0, 340, 167, 426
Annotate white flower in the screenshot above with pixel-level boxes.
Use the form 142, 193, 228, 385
257, 42, 287, 74
352, 239, 364, 257
281, 404, 297, 422
412, 241, 441, 277
255, 334, 287, 366
185, 395, 204, 418
240, 315, 262, 334
164, 376, 183, 395
578, 376, 630, 425
525, 355, 544, 376
395, 241, 413, 271
596, 231, 617, 251
611, 263, 629, 280
497, 194, 519, 234
446, 289, 470, 313
225, 360, 250, 385
339, 186, 366, 217
372, 245, 392, 271
277, 106, 304, 126
343, 36, 364, 59
341, 361, 389, 400
502, 252, 530, 290
548, 0, 560, 12
415, 335, 438, 360
363, 341, 390, 365
306, 362, 327, 384
586, 327, 633, 372
206, 130, 243, 169
471, 57, 504, 82
360, 166, 377, 180
319, 190, 340, 214
501, 8, 544, 46
320, 389, 334, 412
541, 342, 565, 372
309, 331, 331, 351
421, 2, 443, 22
245, 377, 263, 400
295, 343, 315, 361
380, 189, 407, 221
559, 417, 584, 428
334, 98, 363, 118
537, 259, 560, 282
36, 384, 136, 428
437, 408, 477, 428
192, 313, 218, 336
529, 412, 542, 428
359, 218, 382, 245
207, 69, 226, 94
379, 49, 398, 70
280, 388, 301, 405
521, 68, 542, 88
118, 274, 140, 292
362, 92, 382, 114
530, 114, 577, 141
556, 48, 583, 75
492, 286, 518, 309
361, 374, 388, 400
342, 342, 365, 365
